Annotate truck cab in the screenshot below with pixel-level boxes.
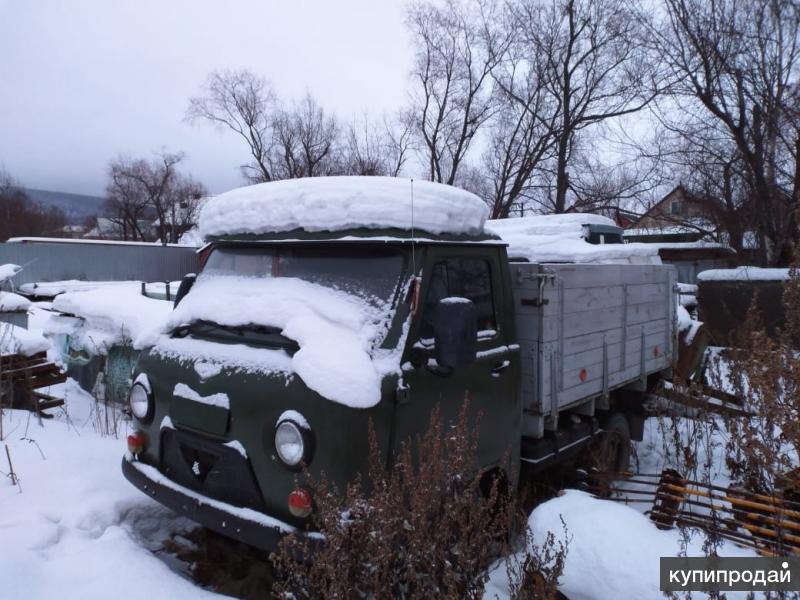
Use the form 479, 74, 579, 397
122, 177, 521, 549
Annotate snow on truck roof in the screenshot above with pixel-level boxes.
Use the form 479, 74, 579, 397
198, 176, 490, 240
486, 214, 661, 265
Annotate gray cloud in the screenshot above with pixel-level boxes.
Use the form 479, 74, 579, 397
0, 0, 411, 195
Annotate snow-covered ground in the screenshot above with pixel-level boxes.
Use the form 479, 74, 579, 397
1, 382, 755, 599
0, 383, 223, 599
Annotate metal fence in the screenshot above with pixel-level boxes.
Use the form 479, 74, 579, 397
0, 239, 199, 286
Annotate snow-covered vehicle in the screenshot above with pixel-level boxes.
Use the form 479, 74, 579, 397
122, 177, 677, 550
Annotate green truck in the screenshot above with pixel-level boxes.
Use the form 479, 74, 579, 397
122, 177, 676, 550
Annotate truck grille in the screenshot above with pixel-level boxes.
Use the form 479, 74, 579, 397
160, 428, 265, 511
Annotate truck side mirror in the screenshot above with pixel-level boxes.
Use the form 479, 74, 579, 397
173, 273, 196, 307
434, 297, 477, 369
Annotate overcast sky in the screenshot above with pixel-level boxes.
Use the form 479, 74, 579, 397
0, 0, 412, 196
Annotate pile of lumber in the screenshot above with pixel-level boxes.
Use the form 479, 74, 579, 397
0, 351, 66, 415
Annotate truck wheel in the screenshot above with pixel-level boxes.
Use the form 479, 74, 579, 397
590, 412, 631, 474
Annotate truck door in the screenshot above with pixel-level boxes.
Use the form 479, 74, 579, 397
394, 246, 521, 472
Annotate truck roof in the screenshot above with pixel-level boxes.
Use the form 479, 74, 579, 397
198, 176, 491, 242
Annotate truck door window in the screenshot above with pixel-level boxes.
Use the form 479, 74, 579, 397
420, 258, 496, 340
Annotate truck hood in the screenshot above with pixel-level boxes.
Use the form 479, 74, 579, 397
144, 276, 402, 409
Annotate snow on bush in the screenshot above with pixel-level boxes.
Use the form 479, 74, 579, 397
198, 176, 489, 240
486, 214, 661, 265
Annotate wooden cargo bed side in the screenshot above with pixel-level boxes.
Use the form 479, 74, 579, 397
511, 262, 676, 439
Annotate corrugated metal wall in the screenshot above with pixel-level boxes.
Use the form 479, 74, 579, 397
0, 241, 199, 285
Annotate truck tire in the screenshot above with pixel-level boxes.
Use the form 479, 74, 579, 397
592, 412, 631, 474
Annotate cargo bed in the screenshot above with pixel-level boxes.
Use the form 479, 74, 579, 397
511, 263, 677, 439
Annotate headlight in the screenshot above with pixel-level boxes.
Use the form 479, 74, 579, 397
274, 413, 313, 469
129, 375, 153, 421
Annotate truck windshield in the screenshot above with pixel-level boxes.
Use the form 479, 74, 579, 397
200, 245, 407, 307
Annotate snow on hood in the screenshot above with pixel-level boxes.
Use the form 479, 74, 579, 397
161, 276, 398, 408
49, 283, 173, 354
198, 176, 489, 240
486, 214, 661, 265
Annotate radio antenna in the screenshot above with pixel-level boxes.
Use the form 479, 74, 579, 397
410, 178, 417, 277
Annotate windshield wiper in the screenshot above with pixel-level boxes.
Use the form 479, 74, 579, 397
171, 320, 297, 351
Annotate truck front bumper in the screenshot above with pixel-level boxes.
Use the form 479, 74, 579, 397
122, 455, 317, 552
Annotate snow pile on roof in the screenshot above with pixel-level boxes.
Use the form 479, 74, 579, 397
0, 291, 31, 312
19, 280, 142, 298
177, 226, 203, 247
198, 176, 489, 239
157, 275, 401, 408
0, 323, 49, 356
47, 283, 173, 354
486, 489, 754, 599
698, 266, 792, 282
486, 214, 661, 264
0, 263, 22, 283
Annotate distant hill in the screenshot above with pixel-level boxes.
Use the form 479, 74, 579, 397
23, 188, 106, 225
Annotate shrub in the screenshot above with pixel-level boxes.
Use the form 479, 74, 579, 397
271, 400, 567, 599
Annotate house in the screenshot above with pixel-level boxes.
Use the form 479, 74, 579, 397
624, 186, 719, 244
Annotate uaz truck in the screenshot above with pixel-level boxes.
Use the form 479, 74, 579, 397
122, 176, 676, 550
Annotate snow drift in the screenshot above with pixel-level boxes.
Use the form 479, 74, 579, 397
486, 490, 755, 599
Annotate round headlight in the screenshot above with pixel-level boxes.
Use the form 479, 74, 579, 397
129, 383, 152, 421
275, 421, 304, 467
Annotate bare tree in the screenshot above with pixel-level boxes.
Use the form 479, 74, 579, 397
501, 0, 659, 214
105, 153, 206, 244
482, 5, 560, 218
651, 0, 800, 264
637, 116, 758, 252
384, 110, 416, 177
408, 0, 501, 185
187, 69, 279, 183
342, 112, 414, 177
271, 94, 341, 179
0, 168, 67, 240
105, 160, 150, 241
565, 129, 666, 217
